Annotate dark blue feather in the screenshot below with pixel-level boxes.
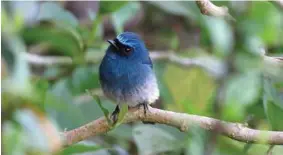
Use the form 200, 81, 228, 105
99, 32, 159, 107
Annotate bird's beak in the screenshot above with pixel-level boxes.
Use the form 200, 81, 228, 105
107, 39, 119, 50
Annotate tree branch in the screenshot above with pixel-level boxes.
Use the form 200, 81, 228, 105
62, 106, 283, 147
25, 51, 282, 81
25, 51, 226, 78
195, 0, 235, 21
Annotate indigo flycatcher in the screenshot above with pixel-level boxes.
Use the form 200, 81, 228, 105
99, 32, 159, 123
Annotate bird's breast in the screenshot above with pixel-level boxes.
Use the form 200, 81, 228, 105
99, 57, 159, 106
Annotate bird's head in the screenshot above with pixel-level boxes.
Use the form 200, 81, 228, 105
106, 32, 149, 61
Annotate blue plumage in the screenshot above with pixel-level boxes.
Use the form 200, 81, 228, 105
99, 32, 159, 122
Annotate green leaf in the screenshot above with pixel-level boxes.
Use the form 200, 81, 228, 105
99, 1, 128, 15
202, 16, 234, 55
186, 126, 208, 155
234, 52, 262, 73
2, 33, 32, 95
154, 62, 175, 105
149, 1, 199, 21
43, 66, 62, 79
69, 65, 100, 95
164, 65, 215, 114
60, 143, 102, 155
247, 2, 283, 45
263, 78, 283, 130
33, 79, 49, 95
221, 102, 245, 122
133, 125, 179, 155
263, 57, 283, 83
88, 15, 103, 45
111, 2, 141, 34
45, 79, 85, 129
225, 71, 261, 106
115, 104, 128, 127
108, 124, 133, 140
55, 22, 84, 53
32, 78, 50, 110
264, 78, 283, 109
37, 2, 78, 27
263, 95, 283, 130
221, 71, 261, 121
22, 23, 83, 58
2, 122, 25, 155
87, 90, 111, 125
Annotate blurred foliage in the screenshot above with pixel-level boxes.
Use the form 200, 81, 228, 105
1, 1, 283, 155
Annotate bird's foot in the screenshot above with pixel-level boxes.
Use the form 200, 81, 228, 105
138, 102, 149, 116
110, 105, 120, 125
138, 103, 155, 124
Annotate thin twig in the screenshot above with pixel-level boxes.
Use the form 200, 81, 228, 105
25, 51, 226, 78
25, 52, 282, 79
195, 0, 235, 21
62, 106, 283, 147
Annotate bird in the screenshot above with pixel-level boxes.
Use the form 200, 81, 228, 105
99, 32, 159, 123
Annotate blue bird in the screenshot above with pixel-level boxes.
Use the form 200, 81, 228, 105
99, 32, 159, 123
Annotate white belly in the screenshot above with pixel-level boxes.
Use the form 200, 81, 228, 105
102, 74, 160, 107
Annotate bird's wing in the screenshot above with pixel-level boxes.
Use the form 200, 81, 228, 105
142, 56, 153, 69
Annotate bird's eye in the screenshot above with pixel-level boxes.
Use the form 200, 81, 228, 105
124, 47, 132, 55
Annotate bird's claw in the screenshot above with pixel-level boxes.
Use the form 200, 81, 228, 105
110, 105, 120, 125
138, 102, 149, 116
138, 103, 155, 124
110, 113, 118, 125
